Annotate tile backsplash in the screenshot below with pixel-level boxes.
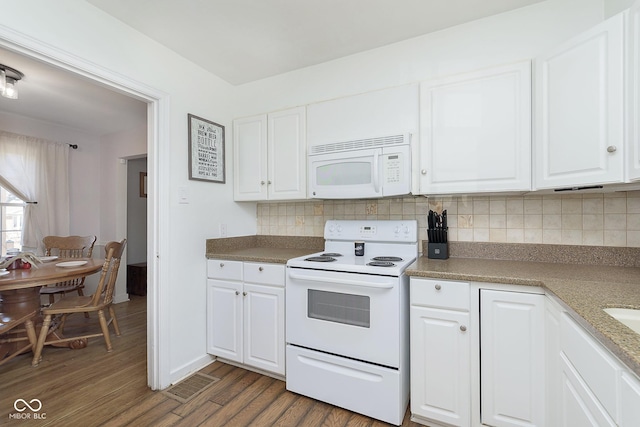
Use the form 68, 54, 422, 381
256, 191, 640, 248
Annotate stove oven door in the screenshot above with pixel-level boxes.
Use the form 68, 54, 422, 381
286, 267, 404, 368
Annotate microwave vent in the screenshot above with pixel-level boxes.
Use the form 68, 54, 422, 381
310, 134, 410, 154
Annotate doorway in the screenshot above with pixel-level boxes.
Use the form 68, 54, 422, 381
0, 35, 167, 389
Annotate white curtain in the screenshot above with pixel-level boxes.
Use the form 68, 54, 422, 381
0, 130, 70, 253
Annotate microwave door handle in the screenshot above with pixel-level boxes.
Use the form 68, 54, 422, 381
288, 272, 394, 289
373, 151, 380, 193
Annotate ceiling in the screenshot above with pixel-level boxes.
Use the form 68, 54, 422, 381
0, 48, 148, 137
0, 0, 545, 137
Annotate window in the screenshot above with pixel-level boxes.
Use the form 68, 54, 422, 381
0, 185, 25, 254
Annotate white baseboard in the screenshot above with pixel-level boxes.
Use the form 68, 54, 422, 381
169, 354, 216, 387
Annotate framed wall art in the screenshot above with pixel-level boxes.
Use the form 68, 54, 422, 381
188, 113, 225, 183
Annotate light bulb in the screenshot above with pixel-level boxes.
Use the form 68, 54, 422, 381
0, 68, 5, 95
3, 77, 18, 99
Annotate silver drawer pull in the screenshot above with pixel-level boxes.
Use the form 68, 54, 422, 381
460, 325, 467, 332
243, 291, 247, 296
235, 290, 239, 295
220, 263, 224, 268
259, 267, 264, 272
435, 284, 441, 291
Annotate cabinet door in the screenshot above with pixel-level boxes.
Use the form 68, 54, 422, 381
307, 84, 419, 147
419, 61, 531, 194
268, 107, 306, 200
545, 296, 563, 426
620, 371, 640, 427
628, 1, 640, 181
243, 283, 285, 375
481, 290, 545, 427
410, 306, 470, 427
233, 114, 268, 201
207, 279, 242, 362
560, 353, 617, 427
535, 14, 624, 189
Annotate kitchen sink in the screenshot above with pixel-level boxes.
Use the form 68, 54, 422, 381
603, 308, 640, 334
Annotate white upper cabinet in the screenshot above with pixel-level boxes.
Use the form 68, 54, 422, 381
418, 61, 532, 195
306, 84, 419, 146
534, 14, 625, 189
233, 114, 268, 200
267, 107, 307, 200
627, 1, 640, 181
233, 106, 306, 201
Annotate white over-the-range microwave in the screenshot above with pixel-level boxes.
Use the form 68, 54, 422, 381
308, 133, 412, 199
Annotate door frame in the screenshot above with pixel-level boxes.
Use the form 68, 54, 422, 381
0, 27, 170, 389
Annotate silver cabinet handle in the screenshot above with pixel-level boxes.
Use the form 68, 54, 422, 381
261, 181, 265, 185
267, 180, 272, 185
460, 325, 467, 332
421, 169, 427, 175
607, 145, 617, 153
243, 291, 247, 296
435, 284, 441, 291
220, 263, 224, 268
235, 290, 239, 295
259, 266, 264, 272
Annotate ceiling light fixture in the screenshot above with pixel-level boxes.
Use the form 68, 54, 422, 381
0, 64, 24, 100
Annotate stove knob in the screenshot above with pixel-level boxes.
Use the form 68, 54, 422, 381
394, 226, 401, 234
336, 225, 343, 232
328, 225, 335, 232
404, 226, 410, 234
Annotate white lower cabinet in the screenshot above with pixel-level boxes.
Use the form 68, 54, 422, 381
410, 279, 544, 427
480, 289, 545, 427
410, 278, 470, 427
411, 306, 470, 426
620, 371, 640, 426
206, 259, 285, 376
543, 296, 640, 427
559, 352, 616, 426
410, 278, 640, 427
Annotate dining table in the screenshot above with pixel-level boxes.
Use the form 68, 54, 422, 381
0, 258, 103, 353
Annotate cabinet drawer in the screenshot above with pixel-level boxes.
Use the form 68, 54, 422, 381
207, 259, 243, 280
410, 278, 469, 310
243, 262, 284, 286
561, 312, 622, 420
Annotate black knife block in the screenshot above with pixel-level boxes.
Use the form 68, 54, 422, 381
427, 242, 449, 260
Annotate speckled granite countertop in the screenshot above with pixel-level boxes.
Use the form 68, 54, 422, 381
406, 256, 640, 377
205, 235, 323, 264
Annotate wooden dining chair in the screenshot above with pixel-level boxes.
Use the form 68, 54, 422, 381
0, 310, 38, 366
40, 235, 97, 308
32, 239, 127, 367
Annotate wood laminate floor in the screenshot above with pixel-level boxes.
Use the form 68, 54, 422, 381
0, 296, 420, 426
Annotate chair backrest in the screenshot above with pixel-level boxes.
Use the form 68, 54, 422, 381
43, 235, 97, 258
91, 239, 127, 307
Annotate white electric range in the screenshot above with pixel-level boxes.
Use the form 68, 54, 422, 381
285, 219, 418, 426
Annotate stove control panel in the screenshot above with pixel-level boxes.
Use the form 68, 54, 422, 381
359, 225, 377, 236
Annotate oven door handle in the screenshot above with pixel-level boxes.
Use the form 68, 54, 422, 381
288, 272, 395, 289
